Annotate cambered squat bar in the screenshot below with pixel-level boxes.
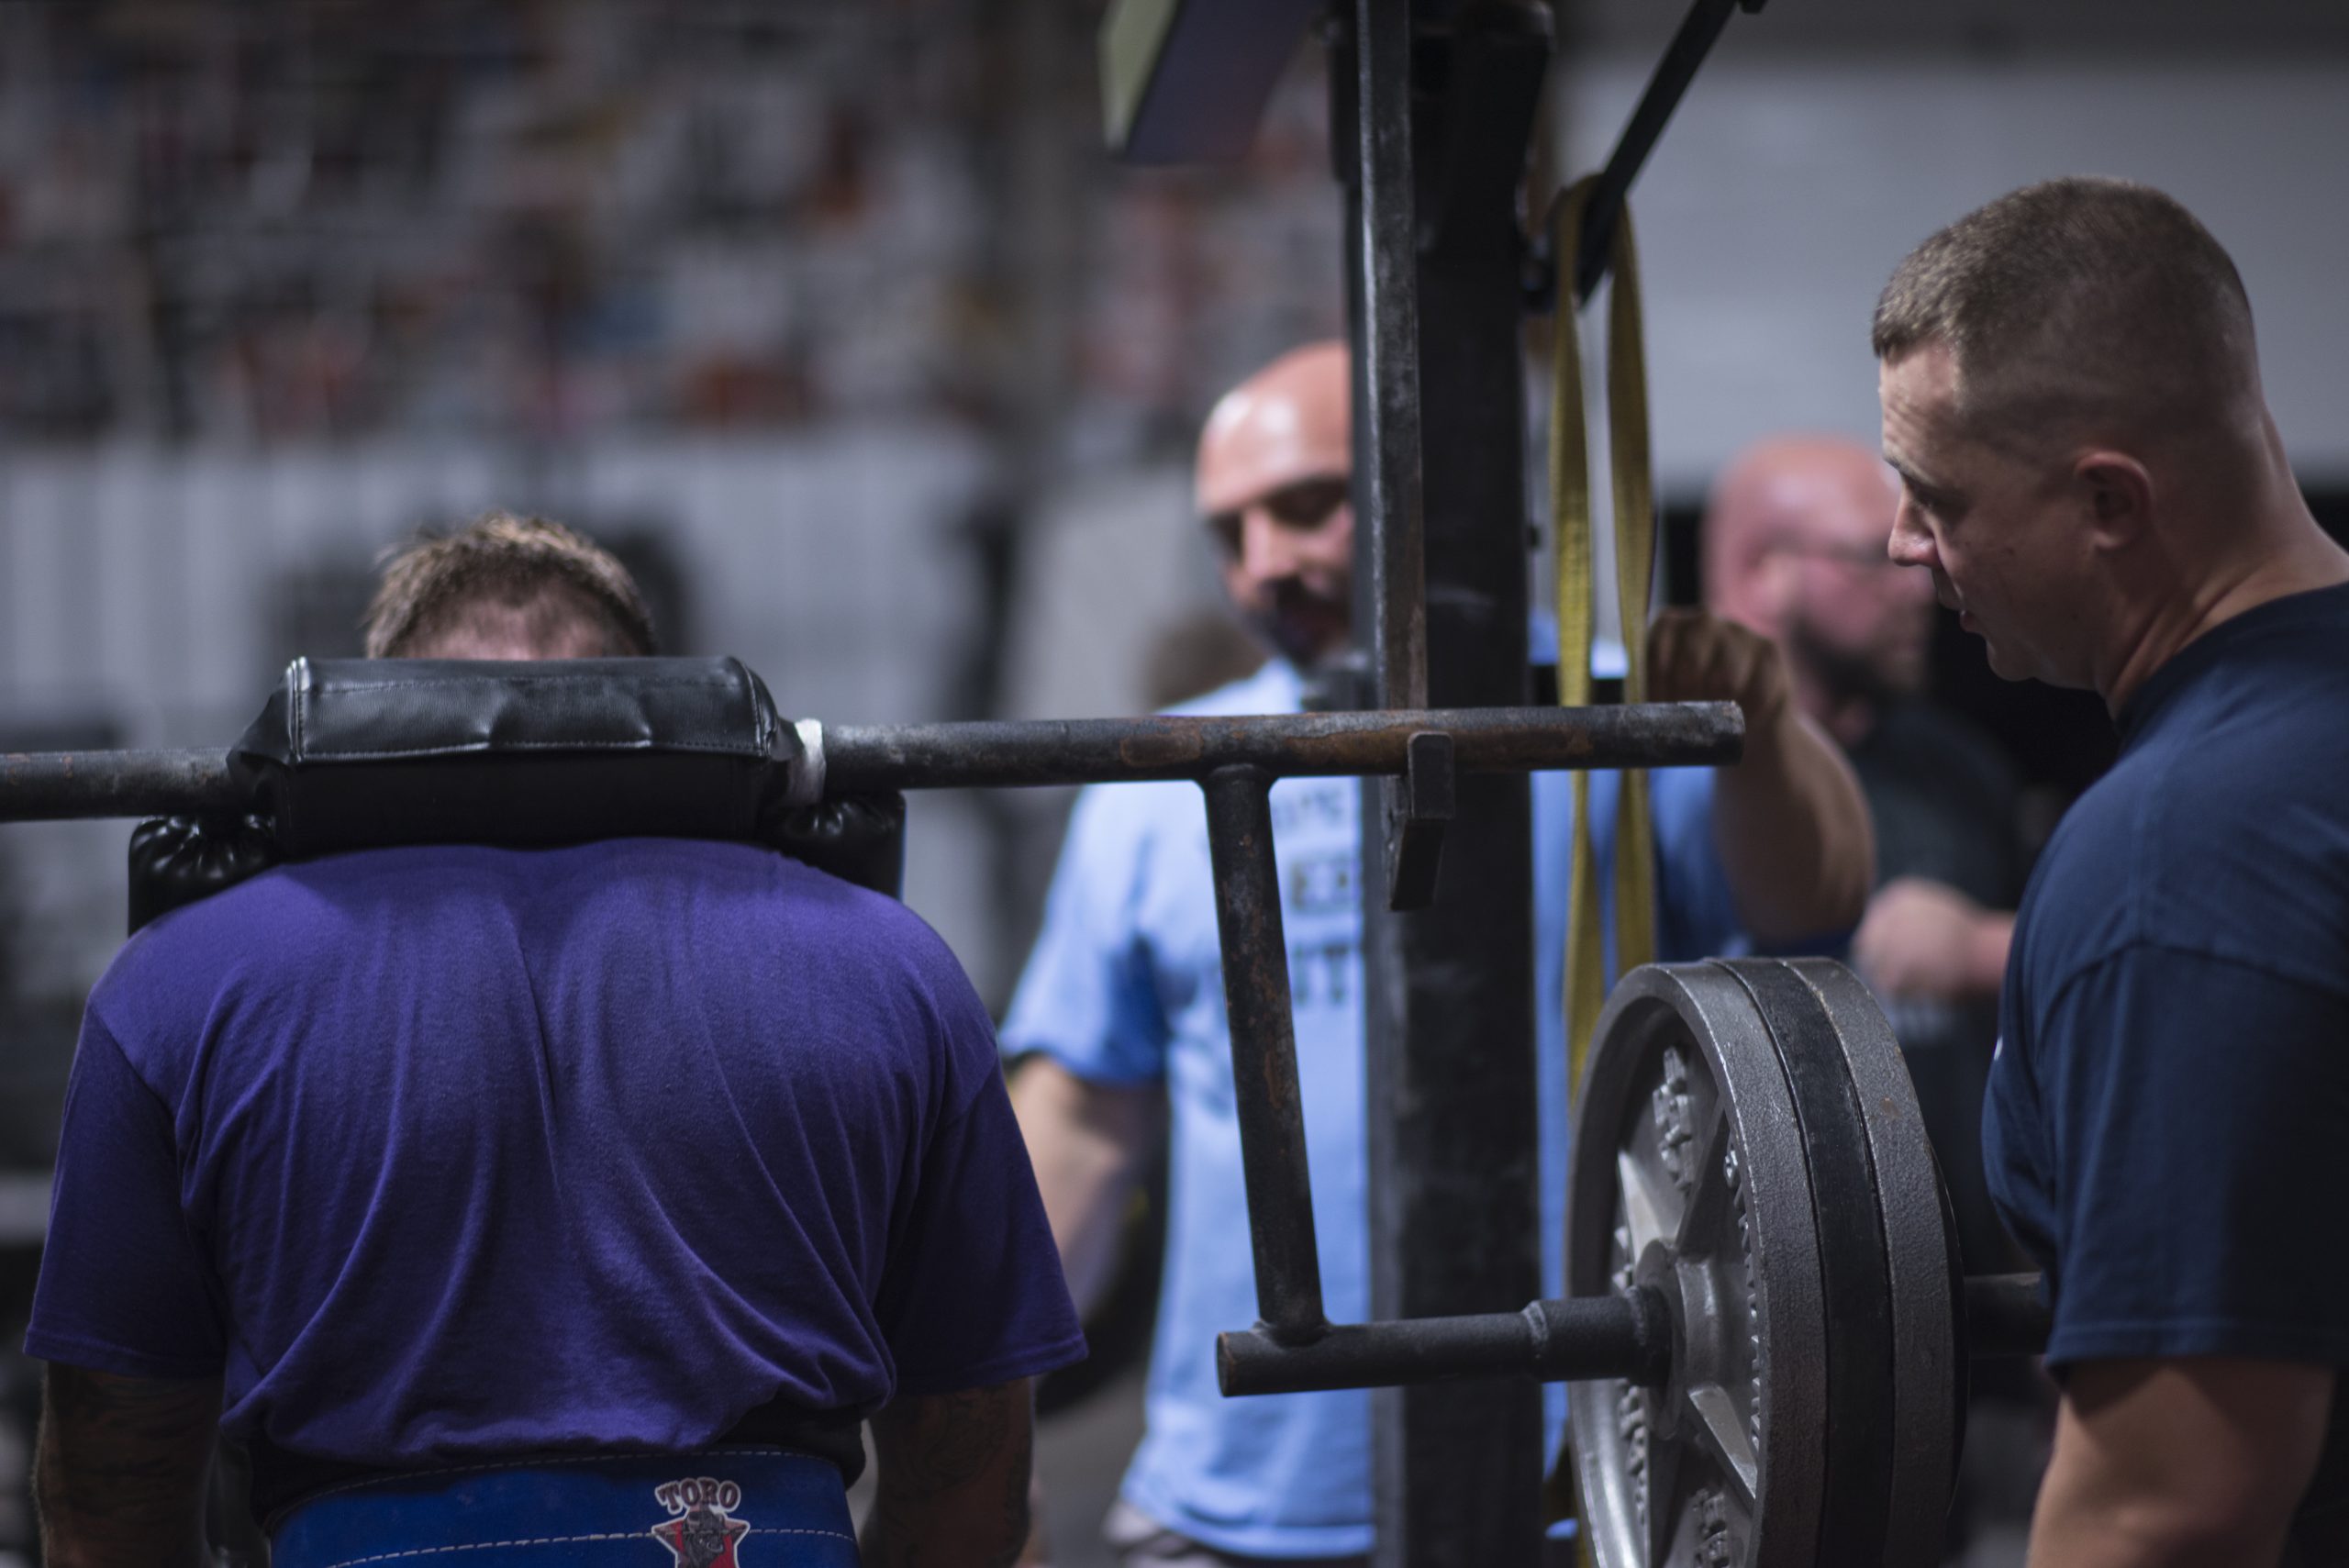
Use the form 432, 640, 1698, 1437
0, 700, 1743, 821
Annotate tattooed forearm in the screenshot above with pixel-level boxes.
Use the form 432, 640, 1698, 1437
38, 1364, 219, 1568
861, 1379, 1034, 1568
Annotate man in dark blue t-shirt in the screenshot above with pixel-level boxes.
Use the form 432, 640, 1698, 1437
1876, 179, 2349, 1566
27, 516, 1084, 1568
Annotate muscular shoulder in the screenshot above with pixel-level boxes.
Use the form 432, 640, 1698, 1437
2021, 656, 2349, 1005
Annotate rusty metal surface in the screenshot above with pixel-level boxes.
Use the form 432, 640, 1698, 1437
0, 702, 1740, 823
823, 702, 1740, 793
1201, 764, 1328, 1340
1347, 7, 1556, 1562
0, 750, 240, 822
1217, 1289, 1671, 1398
1347, 0, 1427, 717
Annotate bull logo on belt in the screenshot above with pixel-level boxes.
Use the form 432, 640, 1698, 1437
649, 1476, 751, 1567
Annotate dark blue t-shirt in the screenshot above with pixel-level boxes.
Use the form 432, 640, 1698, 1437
1986, 581, 2349, 1371
28, 839, 1083, 1505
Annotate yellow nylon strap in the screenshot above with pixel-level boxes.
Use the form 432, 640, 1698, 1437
1553, 175, 1658, 1110
1543, 172, 1663, 1545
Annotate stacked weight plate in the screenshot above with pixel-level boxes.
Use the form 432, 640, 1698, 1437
1564, 959, 1960, 1568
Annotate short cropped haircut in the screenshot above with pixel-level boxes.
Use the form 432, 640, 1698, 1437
363, 512, 656, 659
1873, 177, 2258, 447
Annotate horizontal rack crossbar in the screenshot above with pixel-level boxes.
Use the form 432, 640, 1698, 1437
0, 702, 1742, 822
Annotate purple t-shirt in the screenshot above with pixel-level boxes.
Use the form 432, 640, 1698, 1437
28, 839, 1083, 1511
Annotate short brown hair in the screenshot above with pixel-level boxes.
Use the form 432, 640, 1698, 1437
363, 512, 656, 659
1873, 177, 2258, 448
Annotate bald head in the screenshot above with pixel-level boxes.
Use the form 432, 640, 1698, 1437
1705, 436, 1934, 717
1197, 341, 1351, 519
1196, 341, 1354, 664
1706, 439, 1898, 622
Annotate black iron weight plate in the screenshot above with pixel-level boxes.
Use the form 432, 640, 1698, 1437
1566, 962, 1829, 1568
1568, 960, 1958, 1568
1787, 957, 1960, 1563
1723, 960, 1898, 1568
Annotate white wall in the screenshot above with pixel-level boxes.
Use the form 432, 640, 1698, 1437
997, 464, 1230, 723
0, 428, 991, 733
1559, 59, 2349, 493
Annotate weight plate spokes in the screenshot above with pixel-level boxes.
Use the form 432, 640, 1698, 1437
1567, 962, 1828, 1568
1566, 960, 1956, 1568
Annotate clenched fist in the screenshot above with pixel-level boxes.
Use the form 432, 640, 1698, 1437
1646, 607, 1795, 740
1642, 606, 1877, 940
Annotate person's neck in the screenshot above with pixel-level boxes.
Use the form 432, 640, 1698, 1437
2099, 494, 2349, 717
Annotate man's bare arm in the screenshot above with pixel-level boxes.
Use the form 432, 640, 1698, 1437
861, 1377, 1034, 1568
1008, 1058, 1164, 1318
1648, 609, 1875, 943
38, 1363, 220, 1568
2029, 1358, 2332, 1568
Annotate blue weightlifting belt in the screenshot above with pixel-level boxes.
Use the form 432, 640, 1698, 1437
268, 1447, 858, 1568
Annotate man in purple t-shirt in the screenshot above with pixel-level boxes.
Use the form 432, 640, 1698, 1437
28, 515, 1083, 1568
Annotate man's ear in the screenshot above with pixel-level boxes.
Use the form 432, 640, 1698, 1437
2077, 450, 2154, 551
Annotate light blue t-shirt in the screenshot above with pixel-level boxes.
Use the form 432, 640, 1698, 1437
1001, 659, 1751, 1558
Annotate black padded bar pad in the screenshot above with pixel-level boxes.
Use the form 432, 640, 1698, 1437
233, 657, 794, 858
